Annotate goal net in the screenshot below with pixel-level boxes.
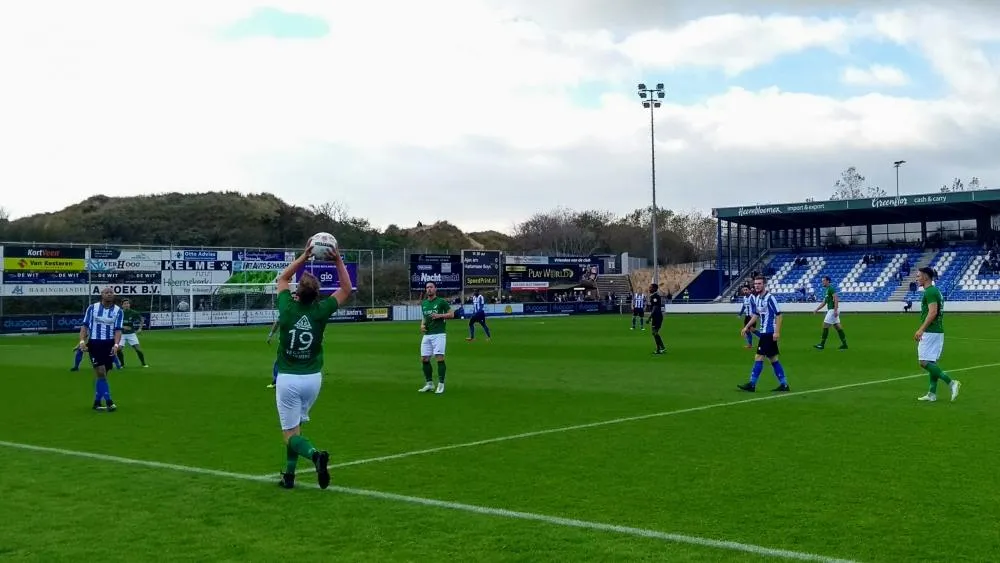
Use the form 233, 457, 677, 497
182, 282, 296, 329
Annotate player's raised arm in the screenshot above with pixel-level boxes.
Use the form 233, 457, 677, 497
329, 248, 352, 306
277, 244, 313, 293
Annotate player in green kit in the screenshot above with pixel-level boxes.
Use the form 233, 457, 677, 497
118, 299, 149, 367
813, 276, 847, 350
419, 281, 454, 394
273, 241, 352, 489
914, 267, 961, 402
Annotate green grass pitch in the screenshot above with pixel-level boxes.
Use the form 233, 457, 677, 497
1, 312, 999, 562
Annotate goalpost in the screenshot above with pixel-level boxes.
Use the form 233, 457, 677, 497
185, 282, 288, 330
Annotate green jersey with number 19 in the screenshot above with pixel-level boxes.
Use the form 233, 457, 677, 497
275, 289, 339, 374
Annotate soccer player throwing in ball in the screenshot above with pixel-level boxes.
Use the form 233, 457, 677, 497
419, 281, 454, 394
914, 267, 960, 402
273, 242, 352, 489
813, 276, 848, 350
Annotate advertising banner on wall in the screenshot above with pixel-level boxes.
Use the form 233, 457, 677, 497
2, 284, 89, 296
2, 245, 86, 272
235, 250, 294, 261
87, 248, 162, 272
461, 250, 501, 289
503, 263, 593, 292
294, 262, 359, 291
409, 254, 462, 291
3, 272, 88, 284
160, 249, 234, 295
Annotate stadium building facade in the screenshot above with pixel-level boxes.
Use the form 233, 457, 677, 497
712, 189, 1000, 304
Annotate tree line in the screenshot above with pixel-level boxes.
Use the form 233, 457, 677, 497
826, 166, 989, 200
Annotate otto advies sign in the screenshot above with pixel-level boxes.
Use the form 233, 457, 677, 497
714, 189, 1000, 219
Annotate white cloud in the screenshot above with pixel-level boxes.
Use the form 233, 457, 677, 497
619, 14, 853, 76
0, 1, 998, 234
841, 65, 910, 87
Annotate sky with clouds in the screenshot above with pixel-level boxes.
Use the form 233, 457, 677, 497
1, 0, 999, 233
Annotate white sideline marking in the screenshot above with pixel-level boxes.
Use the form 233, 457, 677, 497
289, 362, 999, 473
0, 439, 857, 563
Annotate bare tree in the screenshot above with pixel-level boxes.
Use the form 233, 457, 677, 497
309, 201, 351, 223
512, 207, 598, 255
830, 166, 886, 199
945, 176, 986, 192
0, 206, 8, 223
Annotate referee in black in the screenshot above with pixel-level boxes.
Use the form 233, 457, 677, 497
648, 283, 665, 354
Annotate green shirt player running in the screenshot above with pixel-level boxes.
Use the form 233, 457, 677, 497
419, 281, 454, 394
813, 276, 847, 350
914, 267, 960, 402
273, 241, 352, 490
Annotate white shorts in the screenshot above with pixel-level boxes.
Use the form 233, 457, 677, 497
918, 332, 944, 363
275, 372, 322, 431
121, 333, 140, 347
421, 333, 447, 357
823, 310, 841, 325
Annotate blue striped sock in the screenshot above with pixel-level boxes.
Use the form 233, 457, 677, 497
73, 349, 83, 369
749, 361, 764, 385
272, 361, 278, 385
772, 361, 787, 385
95, 378, 111, 403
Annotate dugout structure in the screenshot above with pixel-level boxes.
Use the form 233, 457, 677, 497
712, 189, 1000, 297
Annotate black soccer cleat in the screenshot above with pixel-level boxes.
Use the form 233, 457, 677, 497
105, 401, 117, 412
772, 384, 790, 392
737, 382, 756, 392
278, 472, 295, 489
313, 450, 331, 490
652, 349, 665, 355
838, 344, 848, 350
814, 344, 825, 350
92, 400, 105, 411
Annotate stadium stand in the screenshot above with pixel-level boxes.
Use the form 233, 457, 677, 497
901, 243, 1000, 302
759, 248, 921, 302
713, 188, 1000, 305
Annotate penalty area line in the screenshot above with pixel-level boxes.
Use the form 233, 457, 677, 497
291, 362, 1000, 474
0, 439, 857, 563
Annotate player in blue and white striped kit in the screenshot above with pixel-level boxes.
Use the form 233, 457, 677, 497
631, 292, 646, 330
739, 276, 790, 393
738, 286, 759, 349
78, 287, 124, 411
466, 289, 492, 341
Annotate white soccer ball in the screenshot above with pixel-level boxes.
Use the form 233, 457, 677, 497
309, 232, 338, 261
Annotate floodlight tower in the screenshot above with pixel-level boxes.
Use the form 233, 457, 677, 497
638, 82, 666, 284
893, 160, 906, 199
